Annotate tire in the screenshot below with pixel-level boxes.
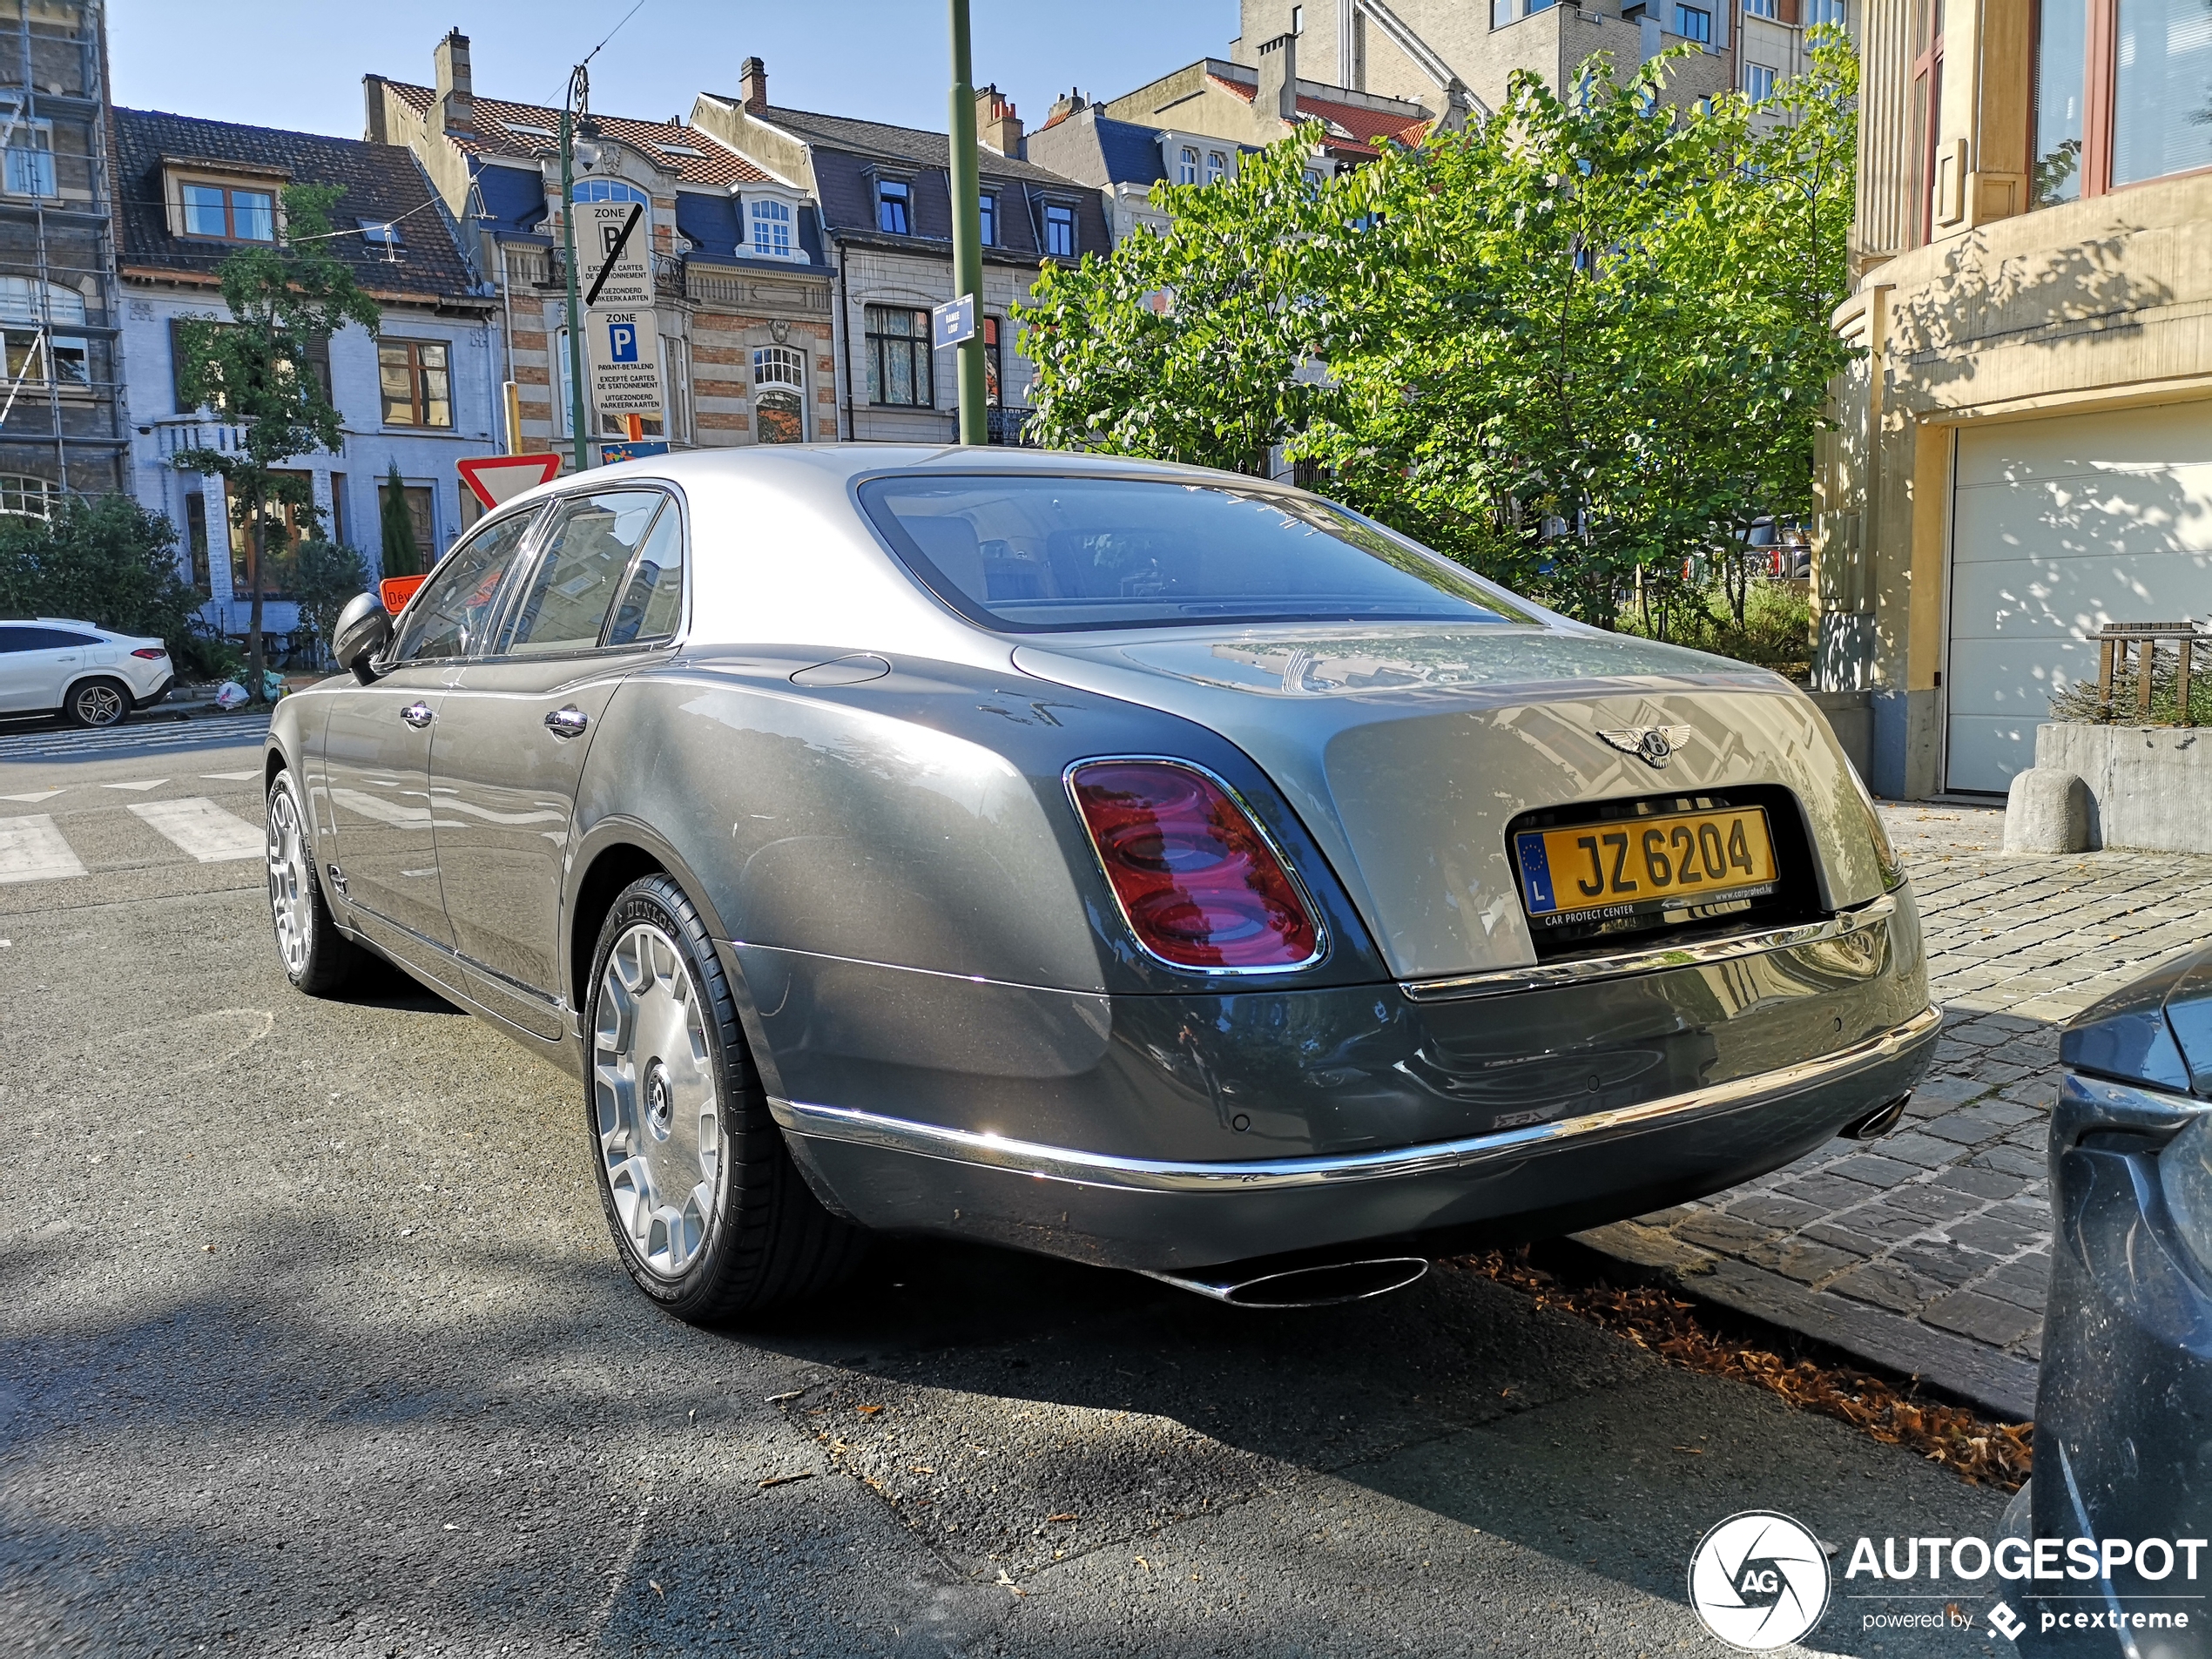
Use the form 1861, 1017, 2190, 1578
64, 677, 129, 728
266, 769, 360, 995
585, 873, 865, 1324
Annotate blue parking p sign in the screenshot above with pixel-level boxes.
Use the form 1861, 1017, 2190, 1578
606, 320, 640, 363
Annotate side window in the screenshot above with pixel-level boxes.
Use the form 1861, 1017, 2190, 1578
387, 509, 540, 664
604, 500, 685, 645
500, 490, 668, 656
0, 625, 34, 652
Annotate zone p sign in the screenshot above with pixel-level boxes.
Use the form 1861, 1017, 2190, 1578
585, 310, 664, 417
578, 201, 651, 308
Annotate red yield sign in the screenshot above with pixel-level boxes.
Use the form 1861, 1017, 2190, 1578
458, 453, 563, 512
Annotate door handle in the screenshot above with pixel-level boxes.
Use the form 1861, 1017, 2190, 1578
400, 702, 435, 729
544, 705, 590, 739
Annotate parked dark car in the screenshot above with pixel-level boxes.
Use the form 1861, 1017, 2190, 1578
2008, 944, 2212, 1655
267, 448, 1935, 1324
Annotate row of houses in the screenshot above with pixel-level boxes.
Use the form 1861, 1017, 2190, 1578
0, 0, 1840, 651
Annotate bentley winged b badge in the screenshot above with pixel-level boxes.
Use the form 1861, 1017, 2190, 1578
1597, 725, 1695, 769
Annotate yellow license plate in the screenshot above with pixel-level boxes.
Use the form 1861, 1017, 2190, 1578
1514, 806, 1778, 919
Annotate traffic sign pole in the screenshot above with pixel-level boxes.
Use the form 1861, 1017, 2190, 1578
559, 88, 592, 473
948, 0, 988, 448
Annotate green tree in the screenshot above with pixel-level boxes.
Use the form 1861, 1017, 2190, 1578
0, 493, 198, 649
172, 183, 381, 702
379, 459, 420, 578
1015, 37, 1859, 628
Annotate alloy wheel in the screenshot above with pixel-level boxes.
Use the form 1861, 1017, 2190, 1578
73, 683, 124, 725
266, 781, 312, 978
593, 922, 724, 1278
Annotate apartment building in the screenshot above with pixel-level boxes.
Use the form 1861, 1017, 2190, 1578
367, 31, 840, 458
0, 0, 125, 520
1817, 0, 2212, 797
111, 107, 499, 638
691, 59, 1108, 443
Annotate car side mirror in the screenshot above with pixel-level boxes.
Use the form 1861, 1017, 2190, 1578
332, 591, 393, 685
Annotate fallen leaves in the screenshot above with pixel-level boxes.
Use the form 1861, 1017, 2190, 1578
1463, 1249, 2033, 1489
1046, 1513, 1079, 1524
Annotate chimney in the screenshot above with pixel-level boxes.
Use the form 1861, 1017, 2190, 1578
1043, 88, 1088, 129
975, 84, 1023, 156
739, 56, 769, 114
1256, 32, 1298, 123
434, 28, 474, 133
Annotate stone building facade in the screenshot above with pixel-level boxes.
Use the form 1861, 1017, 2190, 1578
366, 31, 839, 462
691, 59, 1109, 444
0, 0, 125, 517
1817, 0, 2212, 798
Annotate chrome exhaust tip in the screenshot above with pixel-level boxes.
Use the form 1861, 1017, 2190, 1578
1842, 1093, 1911, 1142
1144, 1256, 1431, 1309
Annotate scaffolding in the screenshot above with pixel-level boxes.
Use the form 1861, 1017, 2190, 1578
0, 0, 125, 509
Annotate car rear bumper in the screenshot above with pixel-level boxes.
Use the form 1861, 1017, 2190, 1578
753, 887, 1937, 1271
135, 673, 174, 707
775, 1004, 1938, 1269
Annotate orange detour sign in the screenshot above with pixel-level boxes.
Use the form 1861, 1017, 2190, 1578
457, 453, 562, 512
380, 575, 428, 614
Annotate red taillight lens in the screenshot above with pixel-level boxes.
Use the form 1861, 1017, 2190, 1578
131, 647, 165, 659
1069, 760, 1321, 970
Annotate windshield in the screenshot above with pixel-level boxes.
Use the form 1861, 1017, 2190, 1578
858, 475, 1539, 633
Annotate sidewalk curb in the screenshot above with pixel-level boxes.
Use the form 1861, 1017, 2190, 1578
1575, 1218, 2040, 1421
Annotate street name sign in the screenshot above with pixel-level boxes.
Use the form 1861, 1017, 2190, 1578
584, 311, 664, 418
579, 201, 652, 309
457, 452, 563, 510
932, 294, 976, 349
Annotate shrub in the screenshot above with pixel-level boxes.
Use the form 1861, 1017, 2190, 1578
1617, 578, 1813, 676
292, 538, 368, 670
0, 493, 199, 649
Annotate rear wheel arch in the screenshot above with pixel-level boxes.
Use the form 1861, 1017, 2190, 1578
570, 841, 669, 1022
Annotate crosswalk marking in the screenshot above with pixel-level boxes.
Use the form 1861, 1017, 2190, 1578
101, 779, 168, 792
0, 814, 88, 884
127, 798, 263, 864
0, 789, 63, 803
0, 713, 270, 761
201, 771, 260, 781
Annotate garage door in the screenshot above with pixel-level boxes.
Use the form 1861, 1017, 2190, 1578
1947, 401, 2212, 793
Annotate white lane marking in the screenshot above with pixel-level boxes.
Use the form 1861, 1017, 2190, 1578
0, 814, 87, 883
127, 798, 263, 863
0, 789, 64, 802
200, 771, 260, 781
100, 779, 167, 792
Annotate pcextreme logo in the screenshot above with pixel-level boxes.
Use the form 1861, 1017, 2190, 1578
1689, 1511, 1833, 1650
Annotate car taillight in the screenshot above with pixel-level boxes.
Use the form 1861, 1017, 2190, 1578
1069, 759, 1321, 970
131, 647, 165, 659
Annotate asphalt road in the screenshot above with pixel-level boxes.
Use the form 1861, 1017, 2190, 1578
0, 716, 2012, 1657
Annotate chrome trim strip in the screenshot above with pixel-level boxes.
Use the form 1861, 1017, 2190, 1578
1399, 892, 1901, 1002
771, 1003, 1942, 1195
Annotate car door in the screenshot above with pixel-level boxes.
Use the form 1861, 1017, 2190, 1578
0, 625, 91, 711
319, 508, 542, 964
429, 488, 687, 1039
0, 625, 53, 711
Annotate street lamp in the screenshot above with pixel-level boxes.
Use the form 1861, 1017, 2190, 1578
558, 67, 597, 474
948, 0, 988, 445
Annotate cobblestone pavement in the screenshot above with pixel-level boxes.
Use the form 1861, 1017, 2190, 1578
1580, 800, 2212, 1420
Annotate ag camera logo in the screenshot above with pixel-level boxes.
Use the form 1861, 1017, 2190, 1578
1689, 1511, 1832, 1650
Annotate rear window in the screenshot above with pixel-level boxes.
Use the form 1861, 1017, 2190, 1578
858, 475, 1538, 633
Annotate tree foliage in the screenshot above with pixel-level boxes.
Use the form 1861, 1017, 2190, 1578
379, 458, 420, 578
1016, 37, 1858, 625
292, 538, 369, 669
0, 493, 198, 648
172, 183, 381, 698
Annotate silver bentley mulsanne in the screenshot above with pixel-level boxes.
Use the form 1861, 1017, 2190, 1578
267, 448, 1936, 1321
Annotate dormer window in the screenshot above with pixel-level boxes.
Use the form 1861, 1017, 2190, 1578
979, 192, 996, 246
181, 181, 274, 242
1206, 151, 1227, 185
1178, 145, 1199, 185
1043, 202, 1076, 257
748, 198, 792, 257
570, 179, 650, 206
877, 178, 911, 235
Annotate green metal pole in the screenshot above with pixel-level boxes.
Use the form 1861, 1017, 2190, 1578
559, 94, 591, 473
948, 0, 988, 446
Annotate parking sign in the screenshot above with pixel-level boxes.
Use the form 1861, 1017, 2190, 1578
584, 310, 662, 416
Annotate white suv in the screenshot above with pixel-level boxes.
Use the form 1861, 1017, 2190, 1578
0, 618, 173, 727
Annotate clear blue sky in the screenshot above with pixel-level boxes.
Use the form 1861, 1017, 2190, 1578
108, 2, 1241, 139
